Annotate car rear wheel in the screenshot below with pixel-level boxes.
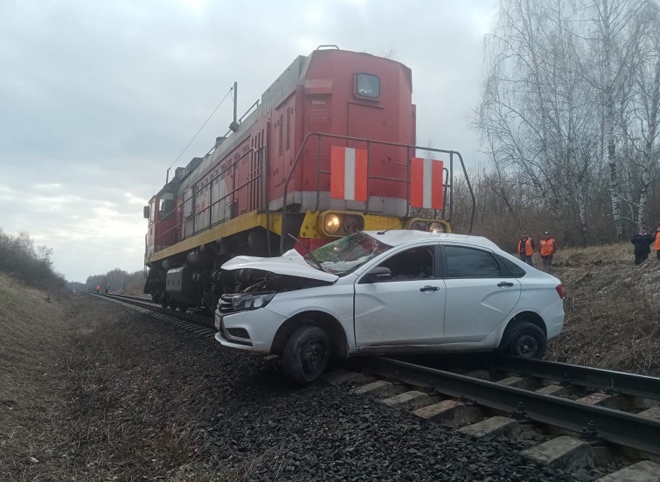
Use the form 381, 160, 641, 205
282, 326, 330, 385
505, 323, 546, 359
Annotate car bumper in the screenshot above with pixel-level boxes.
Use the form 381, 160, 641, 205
214, 307, 286, 354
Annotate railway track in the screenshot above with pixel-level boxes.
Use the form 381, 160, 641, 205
91, 293, 660, 480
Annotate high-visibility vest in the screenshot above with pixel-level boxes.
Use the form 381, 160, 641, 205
656, 231, 660, 251
540, 238, 556, 256
518, 238, 533, 256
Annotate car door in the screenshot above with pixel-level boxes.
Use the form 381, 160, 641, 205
441, 245, 522, 343
354, 244, 446, 348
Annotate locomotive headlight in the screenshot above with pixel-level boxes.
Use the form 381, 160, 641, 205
324, 213, 342, 235
430, 222, 444, 233
343, 215, 364, 233
411, 221, 427, 231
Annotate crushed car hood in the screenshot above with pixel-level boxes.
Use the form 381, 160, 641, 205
221, 249, 339, 283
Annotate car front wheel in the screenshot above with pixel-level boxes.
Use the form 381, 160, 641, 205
282, 326, 330, 385
506, 322, 547, 359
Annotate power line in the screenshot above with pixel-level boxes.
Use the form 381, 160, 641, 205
168, 86, 234, 171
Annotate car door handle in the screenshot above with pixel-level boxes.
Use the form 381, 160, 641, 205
497, 281, 514, 287
420, 285, 440, 292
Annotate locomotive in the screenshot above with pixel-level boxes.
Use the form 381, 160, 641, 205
143, 46, 473, 311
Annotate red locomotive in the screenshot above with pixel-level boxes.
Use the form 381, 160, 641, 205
143, 46, 473, 310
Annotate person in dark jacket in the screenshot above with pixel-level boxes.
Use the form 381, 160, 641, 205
631, 226, 655, 265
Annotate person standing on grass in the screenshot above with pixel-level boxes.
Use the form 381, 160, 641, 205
655, 222, 660, 261
517, 231, 535, 266
631, 226, 655, 265
539, 231, 557, 268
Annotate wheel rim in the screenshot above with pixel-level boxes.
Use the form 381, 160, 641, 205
300, 340, 327, 377
513, 333, 539, 358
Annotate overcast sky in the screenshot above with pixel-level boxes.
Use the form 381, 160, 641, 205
0, 0, 496, 283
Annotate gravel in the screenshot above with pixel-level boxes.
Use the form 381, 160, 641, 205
67, 296, 580, 481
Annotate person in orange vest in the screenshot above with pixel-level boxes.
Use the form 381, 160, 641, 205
539, 231, 557, 268
517, 231, 535, 266
96, 284, 101, 293
655, 222, 660, 261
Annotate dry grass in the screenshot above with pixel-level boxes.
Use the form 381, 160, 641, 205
545, 242, 660, 375
0, 274, 70, 481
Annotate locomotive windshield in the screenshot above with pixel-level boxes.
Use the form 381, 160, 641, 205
355, 73, 380, 98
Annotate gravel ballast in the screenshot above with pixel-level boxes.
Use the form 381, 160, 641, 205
13, 295, 586, 481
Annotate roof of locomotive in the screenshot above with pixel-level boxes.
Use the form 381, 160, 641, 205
179, 48, 411, 191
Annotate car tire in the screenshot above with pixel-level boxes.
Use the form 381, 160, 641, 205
282, 326, 330, 385
503, 322, 547, 359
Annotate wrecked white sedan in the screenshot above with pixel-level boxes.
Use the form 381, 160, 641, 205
215, 230, 565, 385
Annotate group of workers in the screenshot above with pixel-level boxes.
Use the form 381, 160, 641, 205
517, 231, 557, 268
518, 223, 660, 268
95, 283, 110, 294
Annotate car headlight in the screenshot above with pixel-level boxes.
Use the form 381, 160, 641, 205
231, 292, 276, 311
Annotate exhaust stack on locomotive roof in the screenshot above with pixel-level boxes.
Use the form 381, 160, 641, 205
142, 47, 475, 312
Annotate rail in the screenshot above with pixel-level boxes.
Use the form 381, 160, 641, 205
489, 355, 660, 401
367, 357, 660, 456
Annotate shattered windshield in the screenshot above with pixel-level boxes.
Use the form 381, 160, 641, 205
305, 232, 392, 275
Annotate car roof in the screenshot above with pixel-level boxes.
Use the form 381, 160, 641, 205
364, 230, 500, 250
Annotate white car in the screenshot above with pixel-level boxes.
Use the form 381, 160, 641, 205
215, 230, 565, 384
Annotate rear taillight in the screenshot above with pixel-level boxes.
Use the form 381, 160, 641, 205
556, 284, 566, 299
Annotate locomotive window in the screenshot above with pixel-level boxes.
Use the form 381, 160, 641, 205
355, 73, 380, 98
159, 192, 175, 220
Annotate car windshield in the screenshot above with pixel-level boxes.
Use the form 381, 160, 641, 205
304, 232, 392, 275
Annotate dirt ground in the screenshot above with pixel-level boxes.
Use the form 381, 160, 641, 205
1, 244, 658, 480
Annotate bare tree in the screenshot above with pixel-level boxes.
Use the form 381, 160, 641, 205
620, 2, 660, 226
478, 0, 601, 244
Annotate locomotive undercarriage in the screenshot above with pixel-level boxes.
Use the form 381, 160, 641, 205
144, 227, 291, 313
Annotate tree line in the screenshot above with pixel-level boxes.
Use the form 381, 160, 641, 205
465, 0, 660, 248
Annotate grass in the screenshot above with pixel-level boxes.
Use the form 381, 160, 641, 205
542, 242, 660, 375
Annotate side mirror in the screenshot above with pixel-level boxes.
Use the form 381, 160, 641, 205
143, 206, 150, 219
362, 266, 393, 283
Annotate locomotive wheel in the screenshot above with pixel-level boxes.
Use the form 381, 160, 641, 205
282, 326, 330, 385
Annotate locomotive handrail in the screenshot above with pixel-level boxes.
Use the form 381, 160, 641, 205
153, 147, 261, 250
280, 132, 476, 253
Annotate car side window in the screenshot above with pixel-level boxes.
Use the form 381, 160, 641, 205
377, 246, 435, 280
444, 246, 501, 278
497, 255, 527, 277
